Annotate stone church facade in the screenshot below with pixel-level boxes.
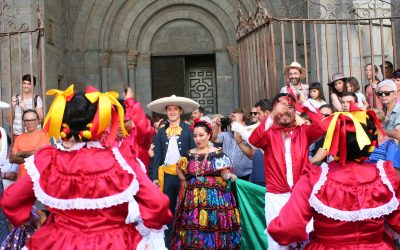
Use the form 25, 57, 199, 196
43, 0, 259, 115
2, 0, 399, 115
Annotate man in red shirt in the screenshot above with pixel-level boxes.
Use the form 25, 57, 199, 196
249, 93, 323, 249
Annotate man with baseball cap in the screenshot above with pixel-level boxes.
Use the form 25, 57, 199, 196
147, 95, 199, 247
280, 61, 308, 103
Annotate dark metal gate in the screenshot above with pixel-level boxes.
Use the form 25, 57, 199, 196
237, 0, 399, 110
0, 0, 46, 131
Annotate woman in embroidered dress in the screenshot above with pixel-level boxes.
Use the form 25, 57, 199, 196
267, 108, 400, 249
172, 120, 241, 249
1, 85, 172, 250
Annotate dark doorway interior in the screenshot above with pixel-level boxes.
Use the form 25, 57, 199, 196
151, 56, 185, 100
151, 54, 216, 114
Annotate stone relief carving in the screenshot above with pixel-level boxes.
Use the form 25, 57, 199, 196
0, 0, 29, 32
99, 50, 111, 67
151, 20, 215, 53
127, 50, 139, 69
226, 46, 239, 65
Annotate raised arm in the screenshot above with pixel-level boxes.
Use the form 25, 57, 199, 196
249, 115, 272, 149
124, 88, 154, 149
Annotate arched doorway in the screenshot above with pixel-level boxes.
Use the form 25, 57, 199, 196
150, 20, 217, 113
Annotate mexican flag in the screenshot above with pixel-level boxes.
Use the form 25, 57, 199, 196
235, 179, 268, 249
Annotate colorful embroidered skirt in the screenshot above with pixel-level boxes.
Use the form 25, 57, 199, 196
172, 175, 241, 249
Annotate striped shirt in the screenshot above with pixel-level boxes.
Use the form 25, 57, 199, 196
12, 95, 43, 135
218, 132, 252, 177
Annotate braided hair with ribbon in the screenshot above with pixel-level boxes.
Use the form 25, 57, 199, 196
43, 84, 128, 144
320, 103, 384, 164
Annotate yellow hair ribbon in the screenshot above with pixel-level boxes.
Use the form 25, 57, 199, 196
85, 91, 128, 137
43, 84, 75, 139
347, 113, 371, 150
351, 110, 368, 126
322, 112, 341, 152
323, 112, 371, 155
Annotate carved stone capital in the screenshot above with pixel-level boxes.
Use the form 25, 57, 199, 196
226, 46, 239, 65
127, 50, 139, 69
99, 49, 111, 67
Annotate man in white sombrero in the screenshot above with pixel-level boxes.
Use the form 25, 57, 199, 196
280, 61, 308, 103
147, 94, 199, 248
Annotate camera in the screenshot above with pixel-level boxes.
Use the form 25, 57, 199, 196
220, 118, 232, 132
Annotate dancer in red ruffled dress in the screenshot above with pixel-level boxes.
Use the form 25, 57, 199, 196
1, 85, 172, 249
268, 107, 400, 249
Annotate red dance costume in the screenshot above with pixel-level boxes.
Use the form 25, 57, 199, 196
1, 96, 171, 250
121, 98, 154, 169
268, 161, 400, 249
249, 115, 324, 193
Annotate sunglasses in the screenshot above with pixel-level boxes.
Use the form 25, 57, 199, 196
250, 112, 258, 116
23, 119, 38, 123
376, 91, 394, 97
321, 113, 330, 117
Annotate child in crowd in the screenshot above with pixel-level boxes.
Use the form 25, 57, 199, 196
300, 112, 312, 125
346, 77, 369, 110
305, 82, 326, 109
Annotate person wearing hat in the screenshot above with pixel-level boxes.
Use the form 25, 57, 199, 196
147, 94, 199, 247
281, 61, 309, 103
248, 93, 325, 249
381, 60, 394, 80
268, 108, 400, 249
327, 72, 348, 111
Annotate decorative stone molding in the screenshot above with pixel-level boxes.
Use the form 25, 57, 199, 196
127, 50, 139, 69
151, 20, 215, 53
236, 1, 271, 40
99, 49, 111, 67
236, 0, 396, 39
0, 0, 30, 32
226, 46, 239, 65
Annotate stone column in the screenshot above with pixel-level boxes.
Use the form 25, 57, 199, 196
99, 49, 111, 92
227, 46, 240, 109
135, 52, 152, 108
215, 49, 234, 115
127, 50, 139, 93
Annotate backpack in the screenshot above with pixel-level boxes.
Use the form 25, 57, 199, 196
15, 94, 39, 108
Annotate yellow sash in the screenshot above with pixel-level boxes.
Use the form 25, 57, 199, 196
158, 164, 177, 193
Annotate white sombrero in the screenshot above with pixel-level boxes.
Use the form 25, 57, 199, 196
283, 61, 306, 76
0, 101, 9, 109
147, 95, 199, 114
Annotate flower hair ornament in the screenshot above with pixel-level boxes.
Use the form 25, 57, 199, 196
84, 86, 128, 145
321, 103, 385, 164
43, 84, 75, 139
190, 118, 213, 137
